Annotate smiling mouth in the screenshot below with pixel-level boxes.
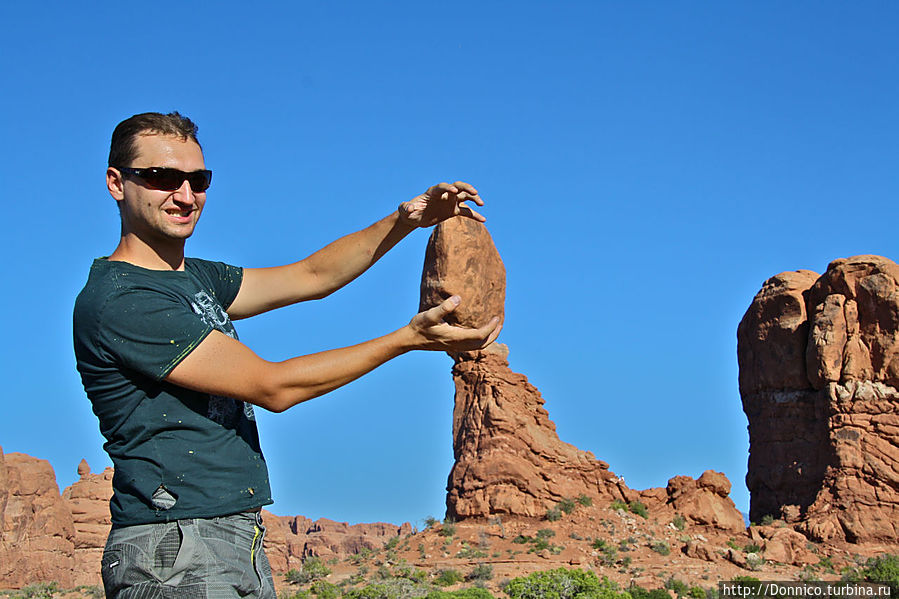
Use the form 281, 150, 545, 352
166, 209, 193, 217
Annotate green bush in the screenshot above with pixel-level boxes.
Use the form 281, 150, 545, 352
650, 541, 670, 556
577, 494, 593, 507
546, 506, 562, 522
288, 557, 331, 583
672, 515, 686, 531
504, 568, 631, 599
435, 568, 464, 586
628, 586, 671, 599
665, 578, 689, 597
610, 500, 628, 512
842, 554, 899, 596
468, 564, 494, 582
310, 580, 340, 599
512, 535, 530, 544
760, 514, 775, 526
536, 529, 556, 540
688, 587, 706, 599
12, 583, 61, 599
343, 579, 428, 599
628, 501, 648, 519
558, 498, 577, 515
441, 519, 457, 537
425, 589, 496, 599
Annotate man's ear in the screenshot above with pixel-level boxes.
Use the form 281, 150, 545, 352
107, 167, 125, 202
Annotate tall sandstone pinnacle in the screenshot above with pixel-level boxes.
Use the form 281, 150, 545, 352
420, 218, 743, 530
738, 255, 899, 543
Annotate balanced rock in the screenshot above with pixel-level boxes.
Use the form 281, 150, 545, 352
738, 255, 899, 542
421, 220, 627, 519
419, 217, 505, 328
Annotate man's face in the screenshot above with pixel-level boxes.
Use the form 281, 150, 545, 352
109, 133, 207, 244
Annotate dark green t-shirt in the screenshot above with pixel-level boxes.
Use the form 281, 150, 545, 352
73, 258, 273, 526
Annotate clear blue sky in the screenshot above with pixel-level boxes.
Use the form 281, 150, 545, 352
2, 2, 897, 526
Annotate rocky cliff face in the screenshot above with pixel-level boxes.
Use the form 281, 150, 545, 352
0, 451, 411, 589
421, 219, 745, 532
738, 255, 899, 542
0, 446, 76, 588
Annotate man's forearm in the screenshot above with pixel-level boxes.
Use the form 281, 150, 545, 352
300, 211, 416, 298
260, 326, 416, 411
229, 211, 415, 318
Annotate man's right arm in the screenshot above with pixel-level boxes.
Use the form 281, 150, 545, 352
165, 296, 501, 412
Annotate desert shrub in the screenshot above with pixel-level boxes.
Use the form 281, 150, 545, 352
536, 529, 556, 539
546, 506, 562, 522
672, 515, 686, 531
665, 578, 689, 597
435, 568, 464, 586
284, 558, 331, 585
425, 516, 439, 529
650, 541, 670, 556
842, 554, 899, 595
504, 568, 630, 599
746, 553, 765, 571
577, 494, 593, 507
600, 544, 618, 566
385, 536, 400, 550
343, 578, 429, 599
441, 519, 457, 538
743, 543, 761, 554
468, 564, 493, 582
628, 587, 670, 599
628, 501, 648, 519
12, 583, 61, 599
310, 580, 341, 599
760, 514, 775, 526
512, 535, 530, 544
425, 589, 496, 599
610, 500, 628, 512
558, 498, 577, 514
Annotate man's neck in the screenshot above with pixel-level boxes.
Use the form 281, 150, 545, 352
108, 234, 187, 271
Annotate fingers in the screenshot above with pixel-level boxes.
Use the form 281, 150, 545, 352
419, 295, 461, 326
427, 182, 485, 207
457, 205, 486, 222
475, 317, 503, 346
453, 181, 484, 206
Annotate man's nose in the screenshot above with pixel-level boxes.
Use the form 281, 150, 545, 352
173, 179, 198, 203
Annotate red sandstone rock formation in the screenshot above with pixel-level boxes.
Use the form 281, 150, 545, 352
0, 453, 410, 589
61, 460, 113, 587
738, 255, 899, 543
420, 216, 505, 329
446, 347, 629, 519
0, 446, 76, 588
422, 220, 745, 531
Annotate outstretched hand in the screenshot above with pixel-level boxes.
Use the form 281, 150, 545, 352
407, 296, 502, 352
398, 181, 485, 228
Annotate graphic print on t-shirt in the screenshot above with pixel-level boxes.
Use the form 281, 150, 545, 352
189, 290, 256, 424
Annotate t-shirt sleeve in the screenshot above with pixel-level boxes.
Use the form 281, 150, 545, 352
95, 288, 214, 381
187, 259, 243, 311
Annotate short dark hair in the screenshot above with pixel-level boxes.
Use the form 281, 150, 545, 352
108, 111, 202, 167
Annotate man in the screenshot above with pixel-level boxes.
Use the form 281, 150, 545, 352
73, 112, 501, 598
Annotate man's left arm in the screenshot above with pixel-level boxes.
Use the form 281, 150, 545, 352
226, 181, 484, 320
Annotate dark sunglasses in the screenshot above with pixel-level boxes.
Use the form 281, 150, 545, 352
117, 166, 212, 192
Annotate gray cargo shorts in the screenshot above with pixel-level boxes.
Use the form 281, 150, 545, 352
101, 511, 276, 599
